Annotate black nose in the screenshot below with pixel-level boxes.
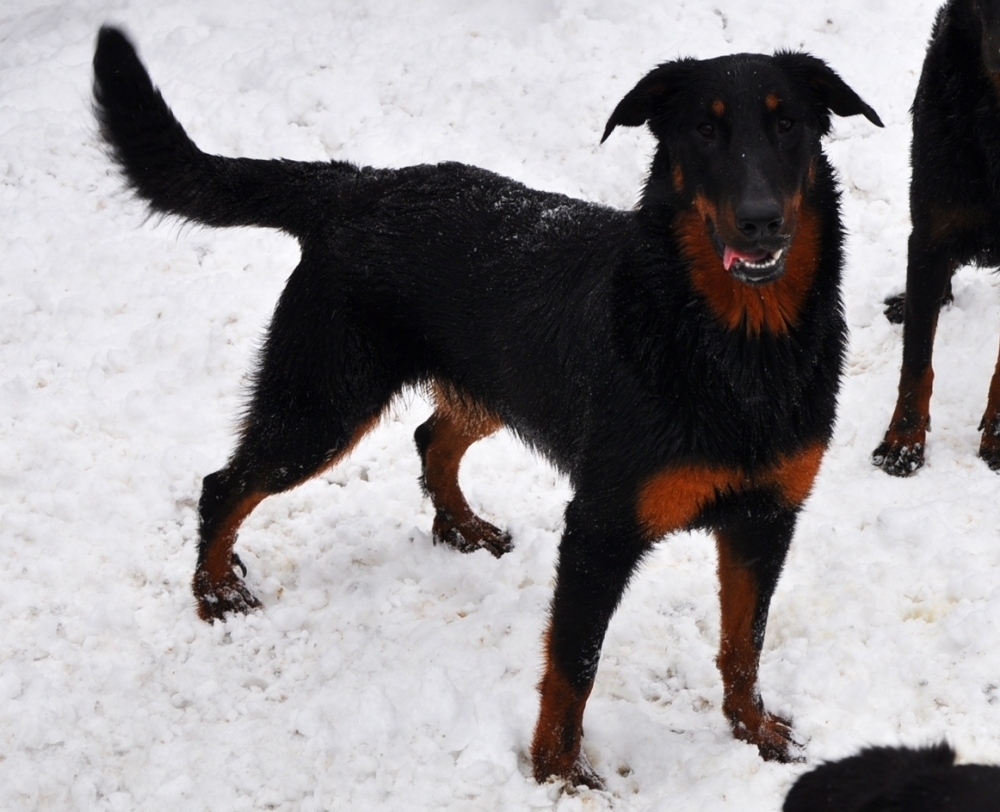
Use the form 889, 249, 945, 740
735, 199, 784, 239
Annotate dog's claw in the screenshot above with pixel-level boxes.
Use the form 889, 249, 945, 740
978, 414, 1000, 471
734, 712, 803, 763
231, 552, 248, 577
872, 439, 925, 477
433, 514, 513, 558
192, 569, 262, 621
562, 756, 606, 792
534, 750, 606, 792
979, 442, 1000, 471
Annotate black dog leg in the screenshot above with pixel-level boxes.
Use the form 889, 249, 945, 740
194, 265, 400, 620
873, 239, 954, 476
530, 495, 647, 788
714, 500, 800, 762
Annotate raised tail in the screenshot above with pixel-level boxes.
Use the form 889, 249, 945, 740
93, 26, 349, 238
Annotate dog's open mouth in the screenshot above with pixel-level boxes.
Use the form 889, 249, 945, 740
723, 245, 786, 284
702, 220, 790, 286
703, 223, 789, 285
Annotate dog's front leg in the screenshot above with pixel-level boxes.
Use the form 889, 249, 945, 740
872, 239, 955, 476
714, 499, 800, 762
530, 496, 647, 789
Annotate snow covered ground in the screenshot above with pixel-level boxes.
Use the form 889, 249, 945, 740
3, 0, 1000, 809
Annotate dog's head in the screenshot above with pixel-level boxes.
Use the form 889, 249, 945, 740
969, 0, 1000, 72
603, 53, 881, 289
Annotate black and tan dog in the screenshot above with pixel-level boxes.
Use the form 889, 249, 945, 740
875, 0, 1000, 476
93, 27, 880, 786
784, 743, 1000, 811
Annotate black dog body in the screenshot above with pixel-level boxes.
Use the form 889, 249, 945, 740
875, 0, 1000, 475
784, 743, 1000, 812
93, 28, 880, 786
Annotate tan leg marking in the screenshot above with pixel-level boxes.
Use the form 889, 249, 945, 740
419, 383, 511, 556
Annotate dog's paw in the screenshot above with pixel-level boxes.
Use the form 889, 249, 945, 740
734, 712, 804, 764
533, 749, 606, 792
979, 441, 1000, 471
883, 288, 952, 325
192, 567, 262, 621
871, 438, 925, 477
978, 413, 1000, 471
883, 292, 905, 324
433, 514, 513, 558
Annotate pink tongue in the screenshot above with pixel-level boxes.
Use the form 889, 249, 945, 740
723, 246, 769, 271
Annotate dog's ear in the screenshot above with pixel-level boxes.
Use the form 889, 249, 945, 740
773, 51, 884, 134
601, 60, 692, 143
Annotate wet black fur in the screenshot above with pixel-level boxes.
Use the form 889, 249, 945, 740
906, 0, 1000, 268
876, 0, 1000, 474
784, 743, 1000, 811
94, 26, 878, 771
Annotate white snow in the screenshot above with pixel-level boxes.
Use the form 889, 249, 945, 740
3, 1, 1000, 810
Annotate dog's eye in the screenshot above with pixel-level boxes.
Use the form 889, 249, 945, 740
777, 117, 794, 134
697, 123, 716, 139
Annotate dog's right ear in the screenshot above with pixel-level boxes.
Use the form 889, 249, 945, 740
601, 61, 691, 143
772, 51, 884, 134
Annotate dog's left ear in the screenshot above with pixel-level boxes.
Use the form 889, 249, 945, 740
601, 60, 692, 143
773, 51, 884, 134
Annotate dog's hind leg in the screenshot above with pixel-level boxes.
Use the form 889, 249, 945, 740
413, 383, 512, 557
872, 241, 955, 476
195, 410, 381, 621
193, 266, 401, 621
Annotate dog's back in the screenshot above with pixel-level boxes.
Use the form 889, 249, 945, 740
93, 25, 637, 467
784, 743, 1000, 812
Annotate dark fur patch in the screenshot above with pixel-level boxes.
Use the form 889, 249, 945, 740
784, 743, 1000, 812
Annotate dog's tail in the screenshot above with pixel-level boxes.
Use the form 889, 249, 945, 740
93, 26, 346, 238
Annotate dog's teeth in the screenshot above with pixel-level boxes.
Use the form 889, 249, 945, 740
745, 248, 784, 269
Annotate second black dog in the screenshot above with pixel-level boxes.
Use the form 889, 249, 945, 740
875, 0, 1000, 476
